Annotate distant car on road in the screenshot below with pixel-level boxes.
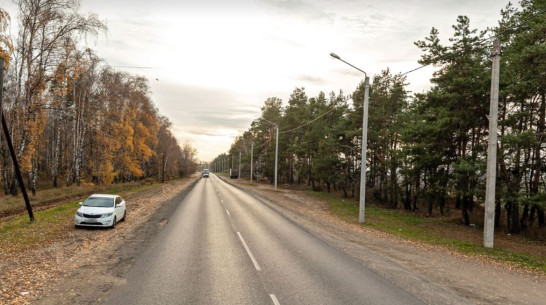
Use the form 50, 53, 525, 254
202, 169, 210, 178
74, 194, 126, 229
230, 168, 238, 179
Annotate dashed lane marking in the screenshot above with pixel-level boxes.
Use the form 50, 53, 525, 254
270, 294, 280, 305
236, 232, 261, 271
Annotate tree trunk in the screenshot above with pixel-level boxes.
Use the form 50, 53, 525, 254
1, 144, 9, 195
495, 198, 501, 228
427, 192, 433, 216
161, 152, 166, 183
10, 177, 18, 196
412, 175, 419, 211
529, 204, 545, 228
521, 203, 530, 230
29, 155, 38, 197
439, 192, 445, 216
52, 105, 63, 188
403, 183, 411, 210
461, 195, 471, 226
509, 200, 521, 234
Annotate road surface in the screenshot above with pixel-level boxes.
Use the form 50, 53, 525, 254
103, 174, 425, 305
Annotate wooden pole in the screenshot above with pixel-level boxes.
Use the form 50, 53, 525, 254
0, 58, 34, 222
2, 113, 34, 221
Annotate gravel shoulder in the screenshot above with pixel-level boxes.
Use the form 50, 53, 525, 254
222, 176, 546, 305
1, 175, 199, 305
5, 173, 545, 304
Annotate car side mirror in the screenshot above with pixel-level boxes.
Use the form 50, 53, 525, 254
78, 202, 83, 206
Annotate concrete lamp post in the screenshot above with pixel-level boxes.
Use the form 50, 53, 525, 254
330, 52, 370, 224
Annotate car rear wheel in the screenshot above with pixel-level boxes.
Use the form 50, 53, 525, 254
121, 210, 126, 222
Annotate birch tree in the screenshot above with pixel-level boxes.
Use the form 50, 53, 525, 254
8, 0, 105, 194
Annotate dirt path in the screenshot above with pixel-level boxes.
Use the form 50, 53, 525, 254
223, 177, 546, 305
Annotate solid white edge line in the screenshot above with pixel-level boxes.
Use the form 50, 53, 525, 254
226, 209, 230, 216
236, 232, 261, 271
270, 294, 280, 305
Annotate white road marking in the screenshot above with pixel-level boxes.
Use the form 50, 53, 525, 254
226, 209, 230, 216
237, 232, 261, 271
221, 199, 224, 203
270, 294, 280, 305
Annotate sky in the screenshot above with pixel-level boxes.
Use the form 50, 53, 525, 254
6, 0, 510, 162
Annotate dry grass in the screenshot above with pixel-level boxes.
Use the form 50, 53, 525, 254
310, 191, 546, 274
0, 181, 158, 219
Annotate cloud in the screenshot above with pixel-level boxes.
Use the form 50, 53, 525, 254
143, 81, 263, 159
262, 0, 336, 22
294, 74, 326, 85
75, 0, 510, 163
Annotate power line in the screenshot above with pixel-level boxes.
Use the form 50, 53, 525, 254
240, 106, 339, 153
398, 8, 546, 77
112, 66, 163, 69
280, 106, 338, 134
400, 65, 429, 76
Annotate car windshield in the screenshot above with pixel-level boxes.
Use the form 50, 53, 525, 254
83, 197, 114, 207
203, 169, 209, 174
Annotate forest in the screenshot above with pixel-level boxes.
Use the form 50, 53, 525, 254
212, 0, 546, 235
0, 1, 198, 197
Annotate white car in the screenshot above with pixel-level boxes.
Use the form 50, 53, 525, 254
74, 194, 126, 228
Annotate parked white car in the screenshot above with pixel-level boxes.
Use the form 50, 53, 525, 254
74, 194, 126, 228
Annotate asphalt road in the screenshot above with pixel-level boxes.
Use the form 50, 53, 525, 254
103, 174, 425, 305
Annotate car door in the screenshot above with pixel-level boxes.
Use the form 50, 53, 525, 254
115, 196, 124, 219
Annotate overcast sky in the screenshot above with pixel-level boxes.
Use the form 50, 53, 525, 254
7, 0, 511, 162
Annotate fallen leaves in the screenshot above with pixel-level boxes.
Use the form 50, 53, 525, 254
0, 176, 198, 304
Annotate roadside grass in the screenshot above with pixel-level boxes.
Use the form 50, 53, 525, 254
0, 180, 161, 217
0, 202, 80, 253
306, 190, 546, 274
0, 181, 162, 254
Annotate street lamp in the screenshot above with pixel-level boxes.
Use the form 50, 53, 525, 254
330, 52, 370, 224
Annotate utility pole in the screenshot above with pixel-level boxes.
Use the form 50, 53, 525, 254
484, 39, 501, 248
359, 76, 370, 223
0, 58, 34, 221
274, 125, 278, 191
238, 151, 241, 179
250, 143, 254, 183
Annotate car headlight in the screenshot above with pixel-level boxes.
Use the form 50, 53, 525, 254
76, 211, 84, 217
101, 212, 113, 218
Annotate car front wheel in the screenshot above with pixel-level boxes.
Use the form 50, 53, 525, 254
110, 216, 117, 229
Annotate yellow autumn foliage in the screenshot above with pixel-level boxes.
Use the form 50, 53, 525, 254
0, 9, 12, 68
